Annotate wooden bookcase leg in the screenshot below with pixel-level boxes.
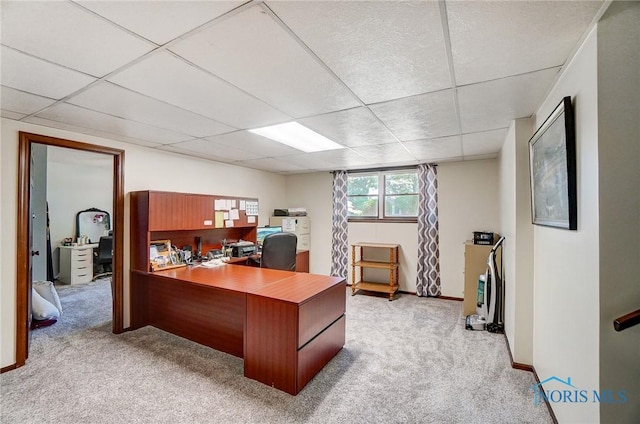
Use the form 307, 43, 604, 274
351, 245, 356, 296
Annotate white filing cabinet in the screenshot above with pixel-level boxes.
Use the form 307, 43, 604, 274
269, 216, 310, 251
59, 244, 96, 284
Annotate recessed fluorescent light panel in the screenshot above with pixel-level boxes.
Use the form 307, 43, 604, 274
249, 122, 344, 153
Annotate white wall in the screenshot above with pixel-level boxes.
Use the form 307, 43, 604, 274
438, 160, 499, 298
498, 118, 534, 365
532, 27, 600, 423
283, 172, 333, 275
596, 2, 640, 422
1, 119, 287, 368
285, 160, 500, 297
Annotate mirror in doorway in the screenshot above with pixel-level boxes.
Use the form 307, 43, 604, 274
75, 207, 111, 244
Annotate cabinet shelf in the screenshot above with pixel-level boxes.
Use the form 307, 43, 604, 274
351, 242, 400, 301
353, 281, 400, 294
353, 260, 399, 269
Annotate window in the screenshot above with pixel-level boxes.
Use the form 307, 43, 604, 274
347, 169, 418, 220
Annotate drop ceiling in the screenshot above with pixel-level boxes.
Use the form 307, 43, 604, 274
1, 1, 607, 174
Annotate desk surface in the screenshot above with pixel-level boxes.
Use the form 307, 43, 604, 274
152, 265, 343, 304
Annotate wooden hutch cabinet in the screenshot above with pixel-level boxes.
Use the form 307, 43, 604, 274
130, 191, 258, 272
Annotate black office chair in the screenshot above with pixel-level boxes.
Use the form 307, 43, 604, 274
95, 236, 113, 275
260, 232, 297, 271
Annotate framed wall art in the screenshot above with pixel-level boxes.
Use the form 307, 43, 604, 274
529, 96, 577, 230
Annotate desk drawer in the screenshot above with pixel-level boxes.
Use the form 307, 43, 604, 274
297, 314, 345, 392
72, 257, 92, 270
298, 282, 345, 348
71, 267, 92, 284
72, 248, 92, 261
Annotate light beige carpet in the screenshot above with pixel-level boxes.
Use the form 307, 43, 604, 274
1, 278, 551, 423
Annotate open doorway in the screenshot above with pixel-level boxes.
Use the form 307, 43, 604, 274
16, 132, 124, 367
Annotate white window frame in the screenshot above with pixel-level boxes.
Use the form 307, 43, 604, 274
347, 168, 418, 222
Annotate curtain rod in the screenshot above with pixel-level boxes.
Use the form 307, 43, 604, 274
330, 163, 438, 174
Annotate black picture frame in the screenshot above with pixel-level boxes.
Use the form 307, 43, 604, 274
528, 96, 577, 230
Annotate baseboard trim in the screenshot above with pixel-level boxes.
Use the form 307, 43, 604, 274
502, 334, 558, 424
532, 366, 559, 424
1, 363, 17, 373
436, 295, 463, 302
503, 333, 534, 372
346, 286, 462, 302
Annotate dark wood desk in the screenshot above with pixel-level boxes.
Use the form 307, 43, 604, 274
130, 265, 345, 395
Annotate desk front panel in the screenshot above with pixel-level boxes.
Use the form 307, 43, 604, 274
131, 271, 245, 357
244, 278, 346, 395
131, 267, 346, 394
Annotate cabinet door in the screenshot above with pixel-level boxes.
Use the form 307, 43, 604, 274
148, 192, 185, 231
184, 194, 215, 230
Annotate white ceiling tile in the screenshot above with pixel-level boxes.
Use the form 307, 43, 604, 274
67, 82, 235, 138
235, 157, 309, 173
458, 68, 560, 133
298, 107, 397, 148
268, 1, 451, 104
369, 90, 460, 141
157, 144, 231, 163
24, 116, 163, 148
1, 110, 26, 120
403, 136, 463, 161
76, 1, 243, 45
462, 129, 509, 157
204, 131, 302, 157
1, 1, 154, 76
1, 86, 56, 115
277, 153, 335, 170
170, 5, 359, 118
351, 143, 416, 163
288, 148, 377, 170
447, 1, 603, 85
108, 52, 291, 129
168, 139, 265, 162
32, 103, 192, 145
1, 46, 97, 99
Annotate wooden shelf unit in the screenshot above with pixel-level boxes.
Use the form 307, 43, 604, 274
351, 242, 400, 301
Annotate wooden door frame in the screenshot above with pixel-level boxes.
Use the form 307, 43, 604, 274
16, 132, 125, 367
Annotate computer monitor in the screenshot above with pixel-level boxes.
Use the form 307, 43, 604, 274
256, 226, 282, 246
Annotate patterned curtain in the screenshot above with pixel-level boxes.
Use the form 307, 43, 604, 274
330, 170, 349, 278
416, 163, 441, 297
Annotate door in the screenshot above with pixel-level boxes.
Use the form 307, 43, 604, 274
16, 131, 125, 368
28, 143, 49, 347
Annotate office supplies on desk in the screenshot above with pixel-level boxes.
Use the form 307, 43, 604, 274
229, 242, 257, 258
200, 258, 225, 268
150, 239, 186, 271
